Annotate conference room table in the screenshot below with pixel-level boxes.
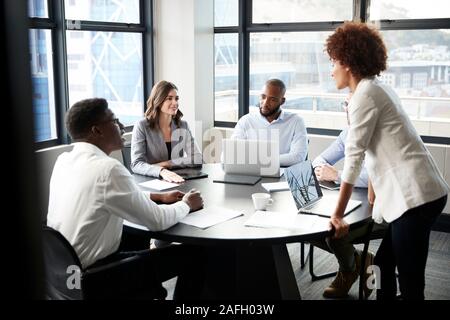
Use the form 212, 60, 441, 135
126, 163, 373, 300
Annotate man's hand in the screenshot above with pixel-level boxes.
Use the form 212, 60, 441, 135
315, 164, 338, 182
160, 169, 184, 183
182, 189, 203, 212
160, 190, 185, 204
329, 216, 349, 239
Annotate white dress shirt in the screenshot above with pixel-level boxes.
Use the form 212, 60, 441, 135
231, 110, 308, 166
47, 142, 190, 268
342, 78, 449, 223
312, 128, 369, 188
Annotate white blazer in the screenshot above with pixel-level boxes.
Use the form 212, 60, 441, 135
341, 78, 449, 223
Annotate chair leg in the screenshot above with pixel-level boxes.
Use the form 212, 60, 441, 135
300, 242, 310, 269
309, 244, 337, 281
359, 242, 370, 300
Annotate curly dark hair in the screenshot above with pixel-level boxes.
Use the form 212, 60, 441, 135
145, 80, 183, 130
326, 22, 388, 79
66, 98, 108, 140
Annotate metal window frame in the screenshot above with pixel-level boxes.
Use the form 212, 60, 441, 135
32, 0, 154, 149
213, 0, 450, 144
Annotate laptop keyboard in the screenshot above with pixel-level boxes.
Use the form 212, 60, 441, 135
303, 200, 321, 211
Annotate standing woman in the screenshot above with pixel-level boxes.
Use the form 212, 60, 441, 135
325, 22, 449, 300
131, 81, 203, 183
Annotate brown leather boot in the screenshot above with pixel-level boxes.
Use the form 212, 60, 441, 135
361, 251, 375, 299
323, 253, 360, 298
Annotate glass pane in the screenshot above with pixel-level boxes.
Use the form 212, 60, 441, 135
66, 31, 144, 126
215, 34, 239, 122
249, 32, 348, 114
379, 29, 450, 120
65, 0, 140, 23
370, 0, 450, 20
28, 0, 48, 18
253, 0, 352, 24
29, 29, 57, 142
214, 0, 238, 27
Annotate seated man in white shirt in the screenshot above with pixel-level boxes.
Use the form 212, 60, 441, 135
231, 79, 308, 166
47, 98, 205, 299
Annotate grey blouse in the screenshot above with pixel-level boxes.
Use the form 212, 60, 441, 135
131, 118, 203, 177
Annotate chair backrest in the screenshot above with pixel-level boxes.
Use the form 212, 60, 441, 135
121, 143, 132, 173
42, 226, 83, 300
36, 145, 74, 223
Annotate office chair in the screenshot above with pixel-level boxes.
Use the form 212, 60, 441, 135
302, 221, 386, 300
42, 226, 167, 300
121, 142, 132, 173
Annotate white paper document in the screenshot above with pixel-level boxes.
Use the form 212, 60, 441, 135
261, 181, 290, 192
180, 206, 244, 229
245, 211, 320, 231
139, 179, 179, 191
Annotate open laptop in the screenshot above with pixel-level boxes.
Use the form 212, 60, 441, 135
222, 139, 281, 177
285, 160, 361, 217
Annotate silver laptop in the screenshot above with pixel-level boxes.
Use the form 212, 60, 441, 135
285, 160, 361, 217
222, 138, 281, 177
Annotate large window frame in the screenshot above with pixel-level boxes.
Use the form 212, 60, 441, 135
30, 0, 154, 150
214, 0, 450, 144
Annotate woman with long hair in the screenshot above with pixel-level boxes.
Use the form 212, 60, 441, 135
131, 80, 202, 183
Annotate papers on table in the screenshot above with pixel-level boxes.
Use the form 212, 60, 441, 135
180, 206, 244, 229
139, 179, 179, 191
245, 211, 321, 231
261, 181, 290, 192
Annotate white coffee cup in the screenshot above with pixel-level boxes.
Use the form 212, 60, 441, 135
252, 193, 274, 211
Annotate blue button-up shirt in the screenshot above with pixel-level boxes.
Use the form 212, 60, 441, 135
312, 128, 369, 188
231, 110, 308, 167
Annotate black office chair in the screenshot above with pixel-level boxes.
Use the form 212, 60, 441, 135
121, 142, 132, 173
42, 226, 167, 300
301, 221, 386, 300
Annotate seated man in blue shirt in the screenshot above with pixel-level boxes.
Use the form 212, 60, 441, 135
311, 127, 378, 299
312, 128, 368, 188
231, 79, 308, 166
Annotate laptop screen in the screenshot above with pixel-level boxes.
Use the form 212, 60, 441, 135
222, 139, 280, 177
285, 160, 323, 209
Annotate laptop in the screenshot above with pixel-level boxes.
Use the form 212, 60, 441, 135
221, 139, 281, 177
172, 168, 208, 180
285, 160, 361, 217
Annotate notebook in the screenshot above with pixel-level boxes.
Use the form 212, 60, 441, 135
285, 160, 361, 217
319, 180, 340, 190
213, 174, 261, 186
261, 181, 290, 192
172, 168, 208, 180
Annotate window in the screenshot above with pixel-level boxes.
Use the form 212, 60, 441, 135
28, 0, 48, 18
215, 34, 239, 122
379, 29, 450, 121
66, 31, 144, 127
370, 0, 450, 20
249, 32, 340, 114
252, 0, 353, 24
64, 0, 140, 24
29, 0, 152, 147
214, 0, 238, 27
29, 29, 57, 142
214, 0, 450, 139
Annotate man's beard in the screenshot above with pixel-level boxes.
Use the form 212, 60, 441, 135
260, 105, 281, 118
